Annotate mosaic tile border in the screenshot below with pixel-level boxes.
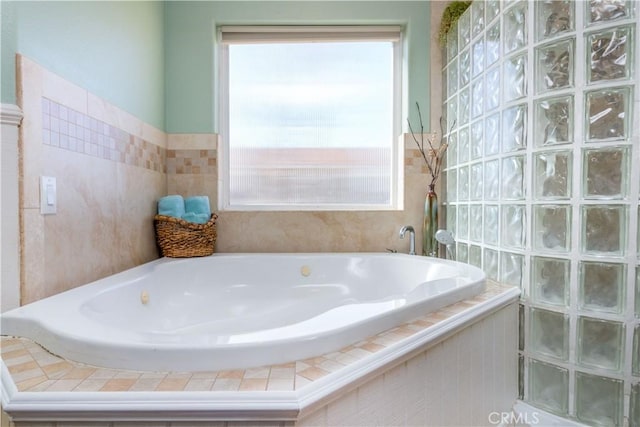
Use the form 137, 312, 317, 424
41, 98, 166, 173
1, 281, 512, 394
166, 149, 217, 175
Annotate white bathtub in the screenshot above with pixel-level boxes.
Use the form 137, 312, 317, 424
1, 253, 485, 372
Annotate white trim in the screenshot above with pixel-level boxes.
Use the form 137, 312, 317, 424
0, 103, 23, 126
219, 25, 403, 44
1, 288, 520, 422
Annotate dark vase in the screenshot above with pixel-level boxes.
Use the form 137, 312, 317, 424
423, 184, 438, 256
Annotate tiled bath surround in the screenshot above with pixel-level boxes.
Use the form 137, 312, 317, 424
442, 1, 639, 425
1, 282, 519, 426
17, 53, 442, 306
17, 54, 167, 304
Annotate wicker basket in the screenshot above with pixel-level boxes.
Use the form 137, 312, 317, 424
154, 214, 218, 257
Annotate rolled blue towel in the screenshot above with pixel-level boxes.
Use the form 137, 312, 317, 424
158, 195, 185, 218
182, 212, 210, 224
184, 196, 211, 217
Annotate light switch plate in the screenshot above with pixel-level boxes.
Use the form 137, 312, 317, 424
40, 176, 56, 215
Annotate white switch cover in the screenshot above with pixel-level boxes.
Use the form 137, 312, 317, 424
40, 176, 57, 215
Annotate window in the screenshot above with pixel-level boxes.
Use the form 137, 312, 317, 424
219, 26, 403, 210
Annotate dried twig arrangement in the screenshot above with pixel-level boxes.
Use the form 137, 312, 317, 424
407, 102, 455, 187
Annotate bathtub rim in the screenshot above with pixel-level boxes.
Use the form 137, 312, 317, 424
1, 252, 488, 372
1, 285, 520, 423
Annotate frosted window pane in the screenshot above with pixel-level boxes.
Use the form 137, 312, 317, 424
228, 42, 394, 207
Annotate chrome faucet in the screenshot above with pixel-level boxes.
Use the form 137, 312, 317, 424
399, 225, 416, 255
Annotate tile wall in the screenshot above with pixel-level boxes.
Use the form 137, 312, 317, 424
17, 55, 167, 304
441, 0, 639, 425
165, 133, 440, 254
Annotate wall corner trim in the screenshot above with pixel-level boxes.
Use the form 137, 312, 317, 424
0, 104, 23, 126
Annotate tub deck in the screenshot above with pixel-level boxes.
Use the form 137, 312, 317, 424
1, 280, 519, 424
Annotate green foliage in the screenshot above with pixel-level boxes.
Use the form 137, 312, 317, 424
438, 1, 472, 47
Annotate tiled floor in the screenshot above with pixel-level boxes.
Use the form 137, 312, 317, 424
1, 281, 511, 394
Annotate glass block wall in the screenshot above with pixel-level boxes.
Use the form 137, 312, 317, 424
441, 0, 639, 424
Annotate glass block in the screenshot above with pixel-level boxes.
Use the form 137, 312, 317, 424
459, 87, 470, 125
447, 60, 458, 99
446, 131, 457, 168
529, 359, 569, 415
446, 204, 457, 238
469, 244, 482, 268
470, 205, 483, 242
470, 120, 484, 160
471, 79, 484, 119
575, 372, 623, 426
502, 205, 525, 248
504, 54, 527, 101
579, 261, 625, 314
447, 168, 458, 201
460, 48, 471, 87
472, 38, 485, 78
533, 205, 571, 252
457, 242, 469, 263
636, 267, 640, 318
447, 94, 458, 133
484, 204, 499, 245
485, 114, 500, 156
532, 256, 569, 306
459, 165, 469, 201
504, 2, 528, 54
501, 156, 525, 200
486, 23, 500, 67
633, 324, 639, 375
518, 355, 524, 400
531, 308, 569, 360
484, 248, 498, 280
501, 252, 524, 288
484, 159, 500, 200
536, 0, 574, 41
581, 205, 627, 256
485, 67, 500, 111
583, 146, 629, 199
588, 0, 635, 25
486, 0, 500, 23
588, 26, 634, 83
446, 22, 458, 63
585, 86, 631, 141
534, 95, 573, 146
458, 9, 471, 49
631, 383, 640, 427
519, 304, 525, 350
458, 204, 469, 239
470, 162, 483, 201
534, 150, 572, 199
536, 38, 574, 93
471, 1, 485, 38
577, 316, 624, 371
502, 104, 527, 152
458, 127, 470, 164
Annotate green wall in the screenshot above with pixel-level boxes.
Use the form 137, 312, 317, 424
0, 1, 165, 130
1, 1, 431, 134
164, 1, 431, 133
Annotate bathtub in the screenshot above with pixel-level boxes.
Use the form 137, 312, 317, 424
1, 253, 485, 372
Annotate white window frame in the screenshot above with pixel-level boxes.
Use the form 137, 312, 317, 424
218, 25, 404, 211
